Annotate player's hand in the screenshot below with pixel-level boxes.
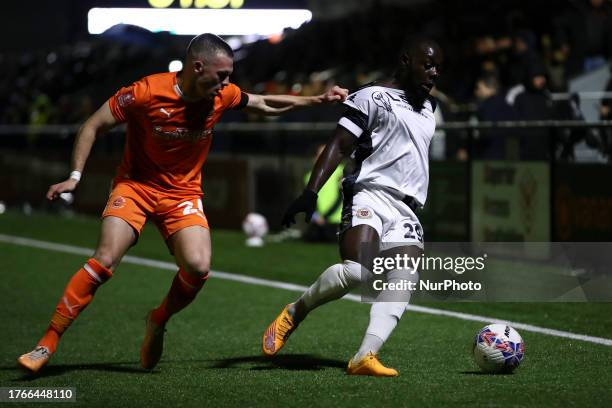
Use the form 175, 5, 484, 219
46, 178, 79, 201
281, 189, 318, 228
320, 86, 349, 103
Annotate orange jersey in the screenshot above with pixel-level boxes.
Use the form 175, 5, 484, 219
108, 71, 246, 195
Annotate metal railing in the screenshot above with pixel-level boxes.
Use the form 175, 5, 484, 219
1, 120, 611, 134
1, 121, 610, 240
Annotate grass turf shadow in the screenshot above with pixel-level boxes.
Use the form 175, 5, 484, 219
209, 354, 346, 371
2, 354, 346, 380
1, 362, 148, 381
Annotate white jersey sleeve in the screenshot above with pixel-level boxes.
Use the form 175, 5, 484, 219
338, 90, 376, 138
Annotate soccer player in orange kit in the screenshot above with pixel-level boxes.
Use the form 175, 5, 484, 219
17, 33, 348, 373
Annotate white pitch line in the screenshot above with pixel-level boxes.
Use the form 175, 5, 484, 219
1, 233, 612, 347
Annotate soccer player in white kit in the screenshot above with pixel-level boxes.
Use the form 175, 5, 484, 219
262, 39, 443, 376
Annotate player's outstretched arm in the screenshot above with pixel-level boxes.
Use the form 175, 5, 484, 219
244, 85, 348, 116
46, 102, 119, 201
282, 126, 355, 227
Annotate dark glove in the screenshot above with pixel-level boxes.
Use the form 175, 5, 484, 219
281, 189, 318, 227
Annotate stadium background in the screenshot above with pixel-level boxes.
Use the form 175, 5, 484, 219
1, 0, 611, 406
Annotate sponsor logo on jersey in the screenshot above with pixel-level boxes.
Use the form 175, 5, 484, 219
153, 126, 212, 141
356, 208, 372, 219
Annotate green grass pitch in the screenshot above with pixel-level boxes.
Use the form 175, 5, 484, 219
1, 211, 611, 407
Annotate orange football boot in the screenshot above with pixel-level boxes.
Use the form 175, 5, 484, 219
347, 352, 399, 377
262, 304, 297, 356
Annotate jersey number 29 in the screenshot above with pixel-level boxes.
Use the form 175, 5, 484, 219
403, 222, 423, 243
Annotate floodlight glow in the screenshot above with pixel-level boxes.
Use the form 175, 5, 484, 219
88, 8, 312, 36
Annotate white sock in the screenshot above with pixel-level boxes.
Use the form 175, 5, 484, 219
289, 260, 363, 322
351, 302, 405, 363
352, 267, 416, 363
352, 333, 384, 363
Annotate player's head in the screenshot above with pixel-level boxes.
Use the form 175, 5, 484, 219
184, 33, 234, 100
395, 38, 443, 111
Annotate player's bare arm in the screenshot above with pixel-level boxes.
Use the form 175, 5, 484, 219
46, 102, 119, 201
244, 85, 348, 116
306, 126, 355, 192
282, 126, 355, 226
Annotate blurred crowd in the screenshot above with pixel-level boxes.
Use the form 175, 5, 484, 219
1, 0, 611, 157
236, 0, 612, 118
0, 37, 170, 126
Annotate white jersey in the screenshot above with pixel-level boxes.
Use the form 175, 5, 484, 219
338, 84, 437, 207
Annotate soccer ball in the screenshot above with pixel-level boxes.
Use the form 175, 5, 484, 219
242, 213, 268, 247
473, 324, 525, 373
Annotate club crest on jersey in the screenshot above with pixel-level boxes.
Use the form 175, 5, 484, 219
356, 208, 373, 219
111, 196, 126, 209
372, 91, 393, 112
117, 91, 135, 107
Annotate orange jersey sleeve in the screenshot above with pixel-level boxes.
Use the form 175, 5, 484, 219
108, 78, 151, 123
218, 83, 245, 111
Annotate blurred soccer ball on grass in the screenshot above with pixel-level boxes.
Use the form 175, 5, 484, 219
242, 213, 268, 247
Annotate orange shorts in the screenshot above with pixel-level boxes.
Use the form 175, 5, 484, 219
102, 179, 209, 240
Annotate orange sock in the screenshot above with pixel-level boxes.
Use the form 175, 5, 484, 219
151, 268, 208, 326
38, 258, 112, 353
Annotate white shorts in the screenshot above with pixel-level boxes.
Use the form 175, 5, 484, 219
340, 188, 424, 250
